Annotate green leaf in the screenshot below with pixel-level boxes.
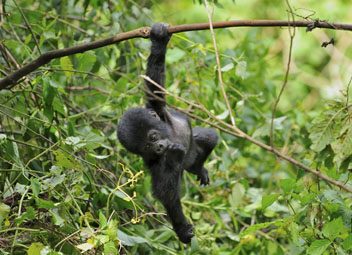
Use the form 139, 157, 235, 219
153, 229, 173, 243
216, 110, 229, 120
166, 47, 185, 64
116, 77, 130, 93
52, 97, 66, 116
60, 56, 73, 78
103, 241, 117, 255
299, 192, 316, 205
43, 80, 56, 107
331, 126, 352, 167
54, 150, 79, 169
279, 178, 296, 194
240, 220, 283, 237
262, 194, 279, 210
229, 182, 245, 208
84, 132, 105, 150
36, 198, 55, 209
191, 211, 201, 220
27, 242, 45, 255
96, 234, 109, 244
105, 219, 118, 241
15, 207, 36, 225
77, 51, 96, 73
99, 211, 108, 229
191, 236, 199, 253
221, 63, 234, 72
0, 134, 6, 143
343, 234, 352, 251
309, 109, 343, 152
42, 78, 56, 121
0, 203, 10, 227
76, 242, 94, 252
51, 208, 64, 226
322, 217, 347, 240
117, 230, 147, 246
30, 178, 41, 197
235, 61, 249, 79
307, 239, 331, 255
42, 174, 65, 189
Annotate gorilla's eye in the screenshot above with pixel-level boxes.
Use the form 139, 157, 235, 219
148, 110, 160, 120
150, 134, 158, 142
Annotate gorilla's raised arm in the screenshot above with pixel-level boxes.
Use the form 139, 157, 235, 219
145, 23, 171, 117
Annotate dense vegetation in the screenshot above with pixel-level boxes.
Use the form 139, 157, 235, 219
0, 0, 351, 254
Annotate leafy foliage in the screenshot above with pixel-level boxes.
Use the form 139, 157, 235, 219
0, 0, 351, 254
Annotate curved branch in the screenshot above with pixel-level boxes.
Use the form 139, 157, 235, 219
1, 19, 352, 90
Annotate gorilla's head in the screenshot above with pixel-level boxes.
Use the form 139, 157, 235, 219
117, 108, 170, 160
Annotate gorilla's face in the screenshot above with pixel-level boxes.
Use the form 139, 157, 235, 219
142, 129, 170, 160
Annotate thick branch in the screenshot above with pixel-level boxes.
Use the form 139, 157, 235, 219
0, 27, 150, 89
1, 19, 352, 89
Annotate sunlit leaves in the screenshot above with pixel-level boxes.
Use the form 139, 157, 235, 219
306, 239, 331, 255
60, 56, 74, 78
343, 235, 352, 251
261, 193, 279, 210
77, 51, 97, 73
76, 242, 94, 252
15, 207, 36, 225
104, 241, 118, 255
117, 230, 147, 246
221, 62, 234, 72
0, 203, 10, 227
27, 242, 45, 255
167, 47, 186, 64
322, 217, 348, 240
235, 60, 249, 79
30, 178, 41, 197
36, 197, 55, 209
309, 100, 352, 167
309, 110, 340, 152
278, 178, 296, 194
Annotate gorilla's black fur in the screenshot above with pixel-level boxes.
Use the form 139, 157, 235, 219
117, 23, 218, 243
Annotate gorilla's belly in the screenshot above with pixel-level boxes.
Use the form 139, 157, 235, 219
170, 114, 191, 151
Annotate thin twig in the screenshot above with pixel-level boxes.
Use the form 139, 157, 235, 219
346, 75, 352, 107
270, 1, 296, 147
1, 19, 352, 89
204, 0, 236, 126
65, 85, 109, 94
13, 0, 41, 54
0, 43, 20, 69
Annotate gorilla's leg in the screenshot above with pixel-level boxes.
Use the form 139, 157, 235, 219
187, 127, 218, 185
193, 127, 218, 152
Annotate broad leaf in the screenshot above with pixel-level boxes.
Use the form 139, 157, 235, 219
307, 239, 331, 255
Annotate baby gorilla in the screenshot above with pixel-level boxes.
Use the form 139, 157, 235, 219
117, 23, 218, 243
